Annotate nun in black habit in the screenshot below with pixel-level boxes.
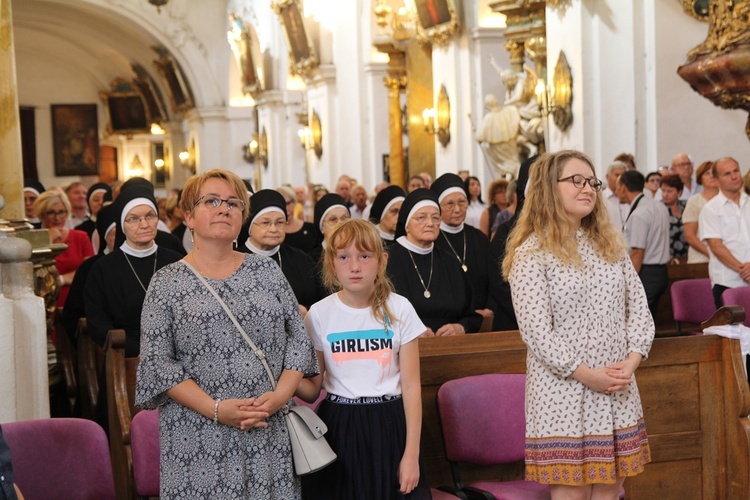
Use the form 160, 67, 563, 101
23, 179, 46, 229
309, 193, 350, 264
431, 173, 492, 316
240, 189, 324, 315
386, 188, 482, 335
74, 182, 112, 242
84, 185, 182, 357
62, 202, 117, 345
368, 184, 405, 249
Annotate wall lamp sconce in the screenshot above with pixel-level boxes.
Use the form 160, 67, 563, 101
179, 141, 196, 175
422, 84, 451, 147
243, 128, 268, 167
535, 50, 573, 132
298, 109, 323, 159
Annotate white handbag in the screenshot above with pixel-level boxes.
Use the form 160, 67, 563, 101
184, 261, 337, 475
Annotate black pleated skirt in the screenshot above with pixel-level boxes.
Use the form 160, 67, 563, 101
302, 396, 432, 500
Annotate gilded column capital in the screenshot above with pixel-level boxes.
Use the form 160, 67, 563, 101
384, 76, 408, 91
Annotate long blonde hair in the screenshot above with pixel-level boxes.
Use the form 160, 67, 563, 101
322, 219, 395, 324
502, 150, 626, 278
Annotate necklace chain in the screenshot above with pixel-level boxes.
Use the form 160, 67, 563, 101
441, 231, 467, 271
123, 249, 158, 294
191, 251, 239, 278
407, 249, 433, 299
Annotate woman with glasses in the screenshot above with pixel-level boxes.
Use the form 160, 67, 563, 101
386, 188, 482, 336
84, 185, 181, 356
136, 169, 318, 499
503, 151, 653, 498
240, 189, 323, 316
33, 190, 94, 308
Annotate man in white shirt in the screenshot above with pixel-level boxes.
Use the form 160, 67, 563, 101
699, 157, 750, 308
617, 170, 671, 318
349, 184, 369, 219
602, 160, 628, 228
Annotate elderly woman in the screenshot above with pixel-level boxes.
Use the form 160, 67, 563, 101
386, 188, 482, 336
135, 169, 318, 499
241, 189, 323, 315
34, 190, 94, 307
660, 174, 688, 260
683, 161, 719, 264
84, 185, 182, 356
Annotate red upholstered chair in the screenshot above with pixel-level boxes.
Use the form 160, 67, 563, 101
130, 409, 160, 499
670, 278, 716, 334
2, 418, 116, 500
436, 373, 550, 500
722, 286, 750, 327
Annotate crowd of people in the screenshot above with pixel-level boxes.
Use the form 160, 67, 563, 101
8, 150, 749, 499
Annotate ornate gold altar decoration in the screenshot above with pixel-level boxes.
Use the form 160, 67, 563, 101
412, 0, 461, 47
677, 0, 750, 139
680, 0, 710, 21
272, 0, 319, 81
309, 109, 323, 159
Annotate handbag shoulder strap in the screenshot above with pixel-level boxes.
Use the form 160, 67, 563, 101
182, 260, 277, 390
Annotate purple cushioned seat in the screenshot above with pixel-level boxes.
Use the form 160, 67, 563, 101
670, 278, 715, 334
436, 374, 551, 499
130, 409, 160, 497
722, 286, 750, 327
2, 418, 116, 500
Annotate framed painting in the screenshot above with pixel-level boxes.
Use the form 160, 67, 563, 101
413, 0, 460, 47
132, 63, 168, 123
228, 13, 265, 96
50, 104, 99, 176
272, 0, 318, 80
153, 46, 194, 115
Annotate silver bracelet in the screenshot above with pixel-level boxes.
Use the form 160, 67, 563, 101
213, 399, 221, 424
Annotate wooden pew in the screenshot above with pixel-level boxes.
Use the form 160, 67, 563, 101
105, 329, 140, 500
419, 323, 750, 498
53, 307, 78, 415
77, 318, 106, 420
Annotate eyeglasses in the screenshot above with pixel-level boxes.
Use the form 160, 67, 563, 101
253, 219, 286, 230
441, 199, 468, 211
411, 214, 441, 226
45, 210, 68, 218
194, 195, 245, 212
124, 212, 158, 225
673, 161, 693, 169
557, 175, 603, 192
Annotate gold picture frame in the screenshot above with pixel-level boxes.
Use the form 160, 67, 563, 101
272, 0, 319, 80
413, 0, 460, 47
99, 79, 150, 137
153, 46, 195, 115
310, 108, 323, 159
228, 13, 265, 97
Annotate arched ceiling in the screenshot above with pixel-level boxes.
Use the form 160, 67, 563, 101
11, 0, 227, 115
13, 0, 163, 91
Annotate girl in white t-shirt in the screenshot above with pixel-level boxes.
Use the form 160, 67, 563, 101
297, 218, 430, 499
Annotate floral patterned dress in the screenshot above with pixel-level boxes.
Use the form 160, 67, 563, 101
508, 231, 654, 485
135, 254, 318, 499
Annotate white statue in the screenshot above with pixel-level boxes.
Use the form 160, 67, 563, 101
490, 55, 545, 159
475, 93, 521, 177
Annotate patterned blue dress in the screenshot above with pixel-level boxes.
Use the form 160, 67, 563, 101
135, 254, 318, 499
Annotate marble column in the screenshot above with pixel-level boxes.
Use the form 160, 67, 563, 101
0, 236, 49, 422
